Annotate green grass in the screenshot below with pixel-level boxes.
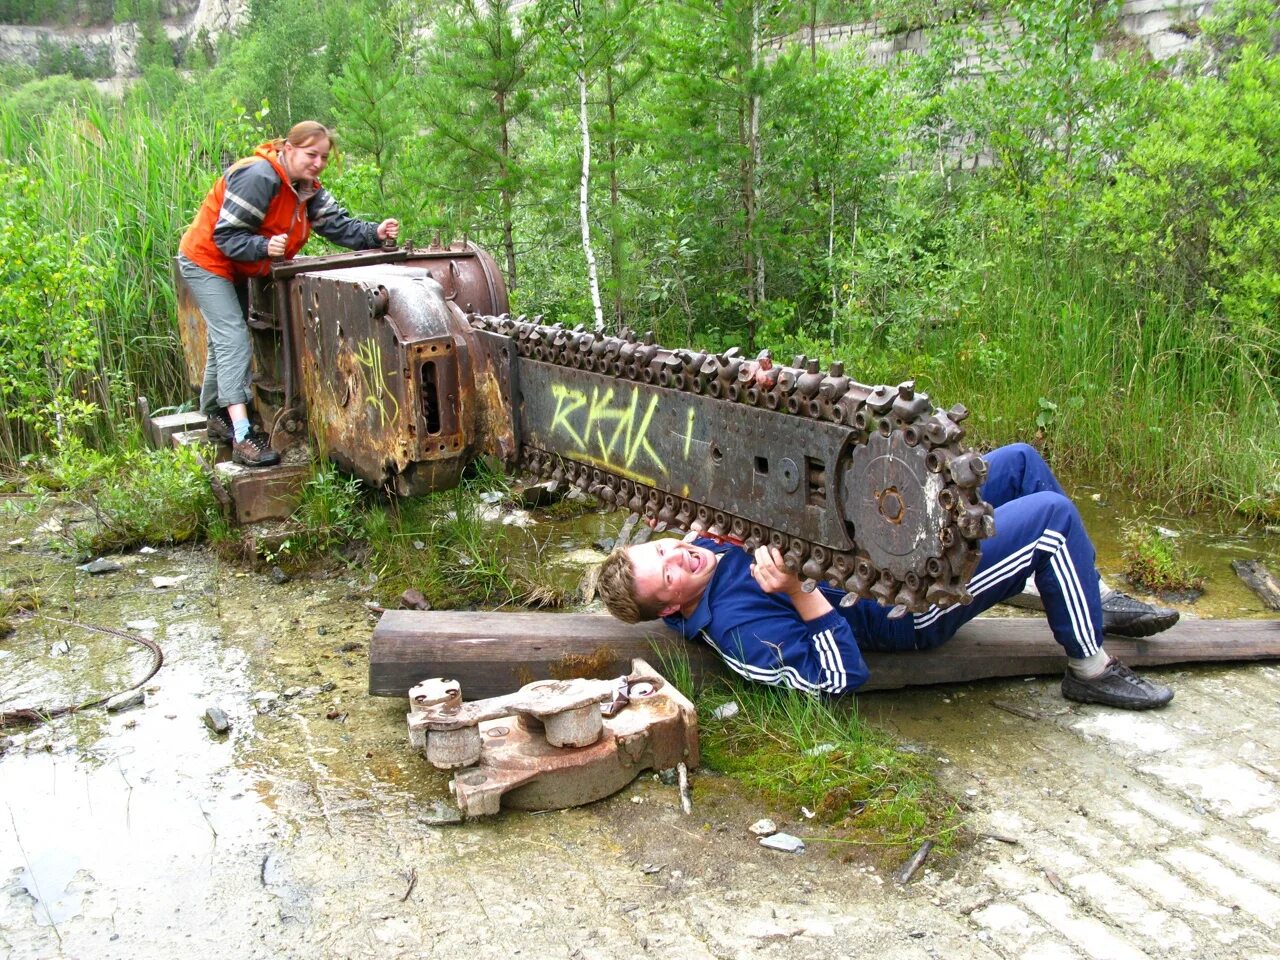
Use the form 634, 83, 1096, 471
1121, 523, 1205, 594
362, 470, 571, 610
862, 241, 1278, 517
25, 439, 219, 557
0, 95, 249, 458
656, 645, 961, 852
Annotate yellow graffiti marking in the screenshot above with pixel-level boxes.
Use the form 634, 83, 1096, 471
683, 408, 696, 459
549, 384, 587, 448
355, 340, 399, 428
547, 382, 672, 477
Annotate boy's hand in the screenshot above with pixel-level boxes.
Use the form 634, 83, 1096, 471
750, 545, 802, 596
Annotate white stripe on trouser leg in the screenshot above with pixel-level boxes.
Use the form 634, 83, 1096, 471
1043, 529, 1097, 649
1045, 533, 1099, 655
913, 540, 1040, 629
913, 530, 1098, 656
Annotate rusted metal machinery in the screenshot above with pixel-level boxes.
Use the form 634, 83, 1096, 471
175, 241, 512, 495
407, 659, 697, 816
170, 241, 993, 613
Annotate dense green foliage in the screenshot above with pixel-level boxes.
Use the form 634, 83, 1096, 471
22, 439, 218, 555
0, 0, 1276, 513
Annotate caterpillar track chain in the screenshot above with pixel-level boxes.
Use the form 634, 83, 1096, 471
168, 242, 993, 614
468, 313, 994, 615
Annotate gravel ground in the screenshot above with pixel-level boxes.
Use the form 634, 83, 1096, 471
2, 512, 1278, 960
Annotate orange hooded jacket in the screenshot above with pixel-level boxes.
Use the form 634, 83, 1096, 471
179, 142, 313, 281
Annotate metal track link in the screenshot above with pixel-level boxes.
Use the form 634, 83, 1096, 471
469, 314, 994, 616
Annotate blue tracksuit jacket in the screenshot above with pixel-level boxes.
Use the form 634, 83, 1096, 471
661, 444, 1106, 694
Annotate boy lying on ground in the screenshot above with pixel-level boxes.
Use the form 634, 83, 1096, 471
597, 444, 1178, 710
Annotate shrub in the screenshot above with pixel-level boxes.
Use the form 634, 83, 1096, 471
1121, 523, 1205, 594
1091, 44, 1280, 371
0, 161, 106, 460
50, 443, 219, 556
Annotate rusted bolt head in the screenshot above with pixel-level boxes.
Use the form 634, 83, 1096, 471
877, 487, 905, 524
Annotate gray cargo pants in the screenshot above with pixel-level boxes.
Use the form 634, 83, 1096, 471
178, 254, 253, 413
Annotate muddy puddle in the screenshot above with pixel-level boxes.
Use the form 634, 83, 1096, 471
1, 484, 1277, 959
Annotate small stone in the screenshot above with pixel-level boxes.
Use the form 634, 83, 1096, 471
711, 701, 740, 721
631, 796, 644, 804
412, 540, 425, 551
338, 641, 362, 653
250, 691, 278, 713
364, 601, 385, 614
965, 788, 979, 797
640, 863, 664, 874
79, 557, 123, 575
316, 625, 327, 636
657, 767, 679, 785
748, 818, 777, 837
283, 687, 303, 699
418, 800, 464, 826
35, 518, 63, 534
0, 736, 13, 755
270, 566, 290, 584
203, 706, 231, 734
106, 689, 145, 713
800, 806, 815, 819
803, 742, 835, 758
759, 832, 805, 853
400, 588, 430, 611
152, 575, 189, 589
171, 598, 185, 610
8, 538, 26, 547
126, 618, 159, 632
139, 546, 157, 554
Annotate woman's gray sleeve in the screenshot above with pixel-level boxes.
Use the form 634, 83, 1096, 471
212, 160, 277, 262
307, 189, 380, 249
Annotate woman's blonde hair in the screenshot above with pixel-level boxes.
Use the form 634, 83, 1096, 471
274, 121, 339, 160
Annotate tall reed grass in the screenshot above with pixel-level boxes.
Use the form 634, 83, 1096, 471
0, 96, 231, 451
918, 241, 1279, 514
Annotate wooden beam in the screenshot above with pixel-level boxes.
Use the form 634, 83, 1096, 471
369, 611, 1280, 700
1232, 559, 1280, 611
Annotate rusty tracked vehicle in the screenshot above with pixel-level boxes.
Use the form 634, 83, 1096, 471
170, 242, 994, 615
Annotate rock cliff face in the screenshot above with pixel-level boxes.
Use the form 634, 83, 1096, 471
0, 0, 245, 78
1, 0, 1210, 83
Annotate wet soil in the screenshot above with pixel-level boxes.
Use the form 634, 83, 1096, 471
2, 493, 1278, 959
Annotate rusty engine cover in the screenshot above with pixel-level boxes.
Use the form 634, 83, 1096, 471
173, 243, 510, 495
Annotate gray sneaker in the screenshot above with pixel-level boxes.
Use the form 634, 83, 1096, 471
1061, 658, 1174, 710
1101, 591, 1179, 637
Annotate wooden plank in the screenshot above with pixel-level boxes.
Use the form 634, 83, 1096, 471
368, 611, 1280, 700
145, 411, 209, 450
1232, 559, 1280, 611
370, 610, 727, 700
213, 460, 310, 523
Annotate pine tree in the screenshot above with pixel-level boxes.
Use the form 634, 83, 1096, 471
331, 31, 411, 201
414, 0, 540, 290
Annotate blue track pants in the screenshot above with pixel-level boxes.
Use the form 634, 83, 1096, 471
851, 443, 1104, 660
